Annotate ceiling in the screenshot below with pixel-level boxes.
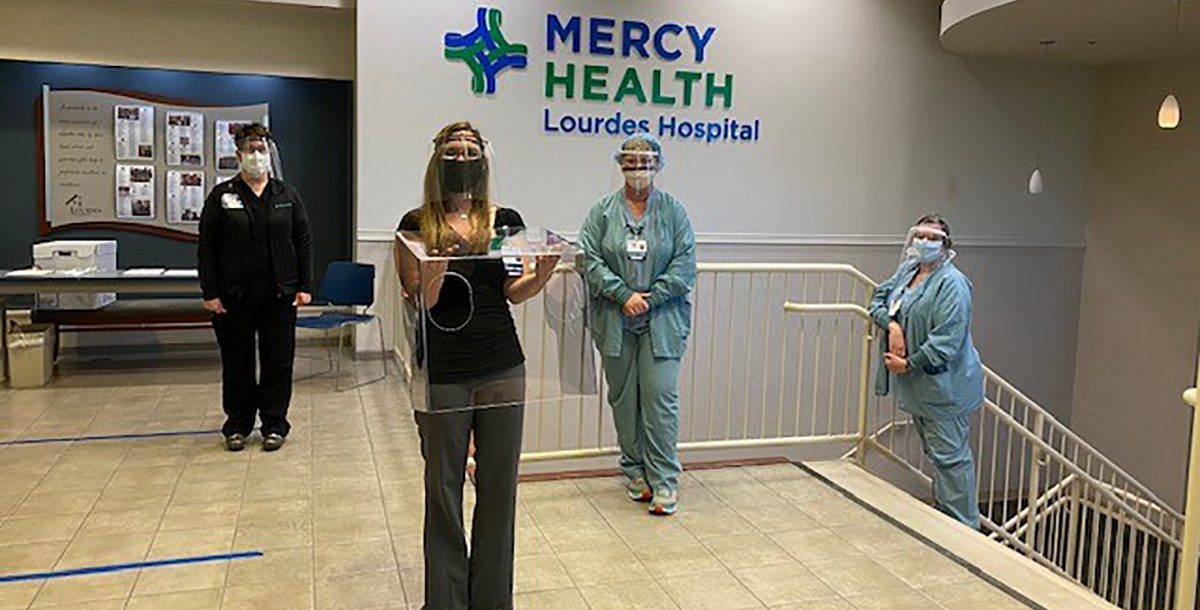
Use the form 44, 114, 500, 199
941, 0, 1200, 64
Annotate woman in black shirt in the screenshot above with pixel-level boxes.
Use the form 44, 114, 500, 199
396, 122, 555, 610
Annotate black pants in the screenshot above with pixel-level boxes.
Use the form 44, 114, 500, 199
417, 364, 525, 610
213, 296, 297, 438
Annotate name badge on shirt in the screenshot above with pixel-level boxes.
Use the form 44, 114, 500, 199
221, 193, 244, 209
626, 239, 648, 261
502, 256, 523, 277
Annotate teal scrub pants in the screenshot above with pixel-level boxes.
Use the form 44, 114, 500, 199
601, 330, 682, 492
913, 414, 981, 530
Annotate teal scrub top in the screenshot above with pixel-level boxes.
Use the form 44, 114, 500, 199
580, 189, 696, 359
869, 261, 985, 420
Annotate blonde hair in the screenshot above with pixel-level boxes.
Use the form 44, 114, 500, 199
419, 121, 492, 254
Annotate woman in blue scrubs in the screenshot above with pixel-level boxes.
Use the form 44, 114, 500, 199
580, 133, 697, 516
869, 214, 984, 530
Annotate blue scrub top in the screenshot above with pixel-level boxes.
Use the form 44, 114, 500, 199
869, 261, 985, 420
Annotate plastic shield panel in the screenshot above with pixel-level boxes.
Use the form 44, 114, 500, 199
396, 227, 596, 413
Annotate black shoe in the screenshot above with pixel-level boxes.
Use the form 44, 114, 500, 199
224, 434, 246, 452
262, 433, 286, 452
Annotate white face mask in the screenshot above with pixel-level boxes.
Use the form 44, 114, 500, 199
624, 169, 654, 191
239, 151, 270, 179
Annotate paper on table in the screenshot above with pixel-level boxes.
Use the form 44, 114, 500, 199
123, 268, 166, 277
5, 269, 54, 277
163, 269, 199, 278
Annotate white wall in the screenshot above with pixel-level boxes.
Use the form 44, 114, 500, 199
1072, 58, 1200, 510
358, 0, 1093, 242
357, 0, 1096, 417
0, 0, 353, 79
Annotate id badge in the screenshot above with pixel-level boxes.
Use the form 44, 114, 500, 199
502, 256, 522, 277
888, 297, 902, 318
221, 193, 244, 209
626, 239, 648, 261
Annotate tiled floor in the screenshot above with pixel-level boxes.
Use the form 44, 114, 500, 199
0, 356, 1030, 610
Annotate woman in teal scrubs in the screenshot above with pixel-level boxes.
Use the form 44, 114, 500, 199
579, 133, 696, 516
869, 214, 985, 530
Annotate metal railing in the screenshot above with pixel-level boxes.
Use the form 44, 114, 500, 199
392, 263, 877, 459
788, 276, 1188, 610
522, 263, 876, 462
388, 260, 1194, 610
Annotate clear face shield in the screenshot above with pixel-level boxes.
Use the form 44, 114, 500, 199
395, 133, 594, 412
430, 132, 492, 205
899, 223, 955, 269
266, 138, 284, 180
609, 134, 665, 196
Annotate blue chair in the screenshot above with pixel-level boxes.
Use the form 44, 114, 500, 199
296, 262, 387, 391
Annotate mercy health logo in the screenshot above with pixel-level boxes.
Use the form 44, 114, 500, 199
443, 7, 761, 145
444, 7, 528, 95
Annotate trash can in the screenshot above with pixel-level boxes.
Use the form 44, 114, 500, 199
7, 323, 56, 388
1, 310, 33, 384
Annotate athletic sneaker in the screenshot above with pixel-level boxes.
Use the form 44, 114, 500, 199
649, 488, 678, 516
626, 477, 652, 503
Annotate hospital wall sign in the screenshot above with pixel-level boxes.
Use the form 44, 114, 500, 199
444, 7, 762, 145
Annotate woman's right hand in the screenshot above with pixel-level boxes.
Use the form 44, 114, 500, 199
622, 292, 650, 317
888, 321, 906, 357
203, 298, 226, 315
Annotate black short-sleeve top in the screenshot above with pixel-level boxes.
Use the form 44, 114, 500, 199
398, 207, 525, 383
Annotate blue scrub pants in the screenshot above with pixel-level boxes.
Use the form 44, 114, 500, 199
601, 330, 682, 492
913, 414, 981, 530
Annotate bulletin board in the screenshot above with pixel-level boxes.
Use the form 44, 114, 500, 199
39, 87, 268, 241
0, 58, 352, 286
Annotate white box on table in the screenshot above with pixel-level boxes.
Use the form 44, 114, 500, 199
32, 240, 118, 310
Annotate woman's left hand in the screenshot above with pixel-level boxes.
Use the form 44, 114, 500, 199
534, 254, 561, 279
884, 353, 910, 374
293, 291, 312, 307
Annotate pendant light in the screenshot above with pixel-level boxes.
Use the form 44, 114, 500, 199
1030, 40, 1054, 196
1159, 0, 1183, 129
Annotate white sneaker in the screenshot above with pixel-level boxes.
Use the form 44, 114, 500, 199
626, 477, 652, 502
649, 488, 678, 516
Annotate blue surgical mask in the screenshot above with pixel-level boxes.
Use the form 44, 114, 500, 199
912, 238, 943, 263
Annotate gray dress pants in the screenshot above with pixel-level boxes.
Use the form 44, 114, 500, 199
416, 364, 525, 610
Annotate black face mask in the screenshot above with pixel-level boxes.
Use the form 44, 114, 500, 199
440, 159, 484, 195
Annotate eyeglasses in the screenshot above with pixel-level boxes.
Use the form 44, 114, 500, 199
439, 141, 483, 162
619, 151, 659, 171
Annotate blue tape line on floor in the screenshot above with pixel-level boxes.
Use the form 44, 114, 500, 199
0, 429, 223, 446
0, 551, 263, 584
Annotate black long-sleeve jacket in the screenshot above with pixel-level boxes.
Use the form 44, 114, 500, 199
198, 176, 313, 302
